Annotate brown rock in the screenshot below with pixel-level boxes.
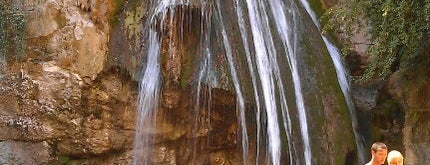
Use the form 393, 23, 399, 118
0, 0, 136, 162
0, 141, 52, 164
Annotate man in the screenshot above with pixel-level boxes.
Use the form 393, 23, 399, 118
365, 142, 388, 165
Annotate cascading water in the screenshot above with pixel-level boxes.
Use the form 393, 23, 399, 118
133, 29, 162, 165
134, 0, 357, 164
299, 0, 367, 163
133, 1, 174, 164
214, 1, 249, 162
228, 0, 311, 164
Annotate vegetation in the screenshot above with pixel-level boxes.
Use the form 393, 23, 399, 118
0, 1, 27, 62
322, 0, 430, 82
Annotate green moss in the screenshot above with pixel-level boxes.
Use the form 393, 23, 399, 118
180, 55, 193, 88
0, 4, 7, 58
302, 35, 344, 99
407, 109, 420, 127
112, 0, 144, 28
301, 31, 356, 164
302, 37, 317, 69
109, 0, 124, 28
0, 1, 27, 61
307, 0, 326, 21
125, 0, 143, 7
403, 66, 429, 93
304, 0, 342, 45
53, 11, 67, 28
58, 156, 71, 164
125, 6, 144, 41
48, 155, 72, 165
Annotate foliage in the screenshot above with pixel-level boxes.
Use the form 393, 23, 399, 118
0, 1, 27, 62
322, 0, 430, 82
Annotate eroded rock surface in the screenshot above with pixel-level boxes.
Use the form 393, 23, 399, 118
1, 0, 136, 163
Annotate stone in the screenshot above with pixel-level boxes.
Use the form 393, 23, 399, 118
26, 0, 62, 37
0, 141, 52, 164
0, 0, 136, 163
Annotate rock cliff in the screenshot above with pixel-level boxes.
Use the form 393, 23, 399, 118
0, 0, 359, 164
0, 0, 136, 164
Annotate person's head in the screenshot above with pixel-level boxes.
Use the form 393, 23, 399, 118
370, 142, 388, 164
387, 150, 403, 165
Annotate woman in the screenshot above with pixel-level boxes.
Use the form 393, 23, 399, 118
387, 150, 404, 165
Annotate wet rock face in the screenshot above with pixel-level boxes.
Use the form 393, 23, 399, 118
1, 0, 243, 163
138, 87, 241, 165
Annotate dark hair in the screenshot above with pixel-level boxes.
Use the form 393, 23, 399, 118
371, 142, 387, 152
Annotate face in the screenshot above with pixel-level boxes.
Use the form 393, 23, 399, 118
372, 149, 388, 164
389, 158, 402, 165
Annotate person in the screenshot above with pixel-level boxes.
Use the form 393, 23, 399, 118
365, 142, 388, 165
387, 150, 403, 165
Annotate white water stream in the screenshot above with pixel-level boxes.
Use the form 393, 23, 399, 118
133, 30, 162, 165
299, 0, 366, 163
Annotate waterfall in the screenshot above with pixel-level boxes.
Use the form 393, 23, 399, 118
228, 0, 311, 164
232, 0, 299, 164
299, 0, 367, 163
134, 0, 356, 164
232, 1, 265, 163
132, 1, 173, 164
133, 30, 162, 165
235, 0, 282, 164
266, 1, 312, 164
214, 0, 249, 162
